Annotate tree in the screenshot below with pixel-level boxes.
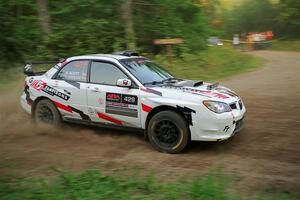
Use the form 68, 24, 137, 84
222, 0, 276, 37
121, 0, 136, 50
276, 0, 300, 38
36, 0, 51, 37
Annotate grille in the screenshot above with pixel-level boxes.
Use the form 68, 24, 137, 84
230, 103, 237, 110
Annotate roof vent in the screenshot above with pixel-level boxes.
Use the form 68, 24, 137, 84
112, 51, 139, 57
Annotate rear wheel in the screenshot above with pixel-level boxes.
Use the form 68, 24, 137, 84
34, 99, 62, 125
147, 111, 189, 153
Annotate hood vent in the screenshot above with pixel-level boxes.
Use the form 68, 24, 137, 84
174, 80, 203, 87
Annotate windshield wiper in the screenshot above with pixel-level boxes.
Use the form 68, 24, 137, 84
143, 81, 164, 86
143, 78, 182, 86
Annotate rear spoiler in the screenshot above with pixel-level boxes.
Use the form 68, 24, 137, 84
24, 59, 65, 76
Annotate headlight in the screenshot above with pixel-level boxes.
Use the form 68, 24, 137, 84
203, 100, 231, 114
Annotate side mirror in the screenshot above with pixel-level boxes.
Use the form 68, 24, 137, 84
116, 79, 132, 87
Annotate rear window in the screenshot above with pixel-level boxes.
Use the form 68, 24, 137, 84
56, 60, 89, 82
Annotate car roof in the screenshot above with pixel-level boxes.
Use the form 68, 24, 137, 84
68, 54, 143, 62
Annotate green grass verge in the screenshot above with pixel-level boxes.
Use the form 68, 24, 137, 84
269, 40, 300, 52
0, 169, 296, 200
154, 47, 263, 81
0, 47, 263, 93
0, 66, 23, 92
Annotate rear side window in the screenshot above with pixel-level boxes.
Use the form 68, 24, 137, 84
56, 60, 89, 82
90, 61, 127, 85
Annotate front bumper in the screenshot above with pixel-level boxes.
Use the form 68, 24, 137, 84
190, 102, 246, 141
233, 117, 244, 134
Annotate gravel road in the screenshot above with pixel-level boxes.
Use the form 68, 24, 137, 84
0, 50, 299, 194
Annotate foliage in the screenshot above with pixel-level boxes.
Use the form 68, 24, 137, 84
0, 47, 263, 93
0, 1, 43, 64
154, 46, 263, 81
217, 0, 300, 39
0, 0, 209, 68
220, 0, 276, 37
269, 40, 300, 52
276, 0, 300, 38
133, 0, 209, 54
0, 168, 296, 200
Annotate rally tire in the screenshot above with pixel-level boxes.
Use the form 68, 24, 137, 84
147, 111, 189, 153
34, 99, 62, 125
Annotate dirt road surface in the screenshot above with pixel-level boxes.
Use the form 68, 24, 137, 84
0, 51, 299, 194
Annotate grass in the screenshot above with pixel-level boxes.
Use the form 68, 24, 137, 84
0, 168, 296, 200
269, 40, 300, 52
154, 46, 263, 81
0, 47, 263, 93
0, 66, 23, 92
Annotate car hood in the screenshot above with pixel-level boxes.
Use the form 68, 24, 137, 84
147, 80, 240, 104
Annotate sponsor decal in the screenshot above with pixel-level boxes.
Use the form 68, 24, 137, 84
97, 98, 104, 105
29, 80, 70, 101
42, 85, 70, 101
53, 101, 73, 113
162, 86, 229, 99
31, 80, 47, 91
216, 88, 237, 97
69, 106, 91, 121
106, 93, 138, 105
106, 93, 121, 102
224, 126, 230, 133
53, 101, 91, 121
97, 112, 123, 125
105, 93, 138, 117
74, 60, 89, 68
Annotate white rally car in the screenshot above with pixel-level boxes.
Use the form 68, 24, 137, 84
21, 51, 246, 153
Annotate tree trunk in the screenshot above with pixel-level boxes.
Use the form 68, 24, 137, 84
121, 0, 136, 50
36, 0, 51, 37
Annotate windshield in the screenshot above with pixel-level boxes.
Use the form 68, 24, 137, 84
120, 58, 174, 85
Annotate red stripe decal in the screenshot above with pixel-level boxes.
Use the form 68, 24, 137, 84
97, 112, 123, 125
53, 101, 73, 113
142, 103, 152, 112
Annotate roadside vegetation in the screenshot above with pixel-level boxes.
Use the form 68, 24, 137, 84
0, 47, 263, 93
269, 40, 300, 52
0, 168, 296, 200
155, 47, 263, 81
0, 67, 23, 92
0, 0, 299, 199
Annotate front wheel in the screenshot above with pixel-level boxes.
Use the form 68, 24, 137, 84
147, 111, 189, 153
34, 99, 62, 125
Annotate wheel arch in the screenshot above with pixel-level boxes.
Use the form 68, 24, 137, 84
31, 96, 54, 118
145, 105, 191, 138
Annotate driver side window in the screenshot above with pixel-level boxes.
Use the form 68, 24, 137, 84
90, 61, 128, 85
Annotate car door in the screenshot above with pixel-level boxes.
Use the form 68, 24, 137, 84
86, 60, 141, 128
50, 60, 90, 121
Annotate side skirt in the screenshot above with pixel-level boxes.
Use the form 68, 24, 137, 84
63, 117, 144, 133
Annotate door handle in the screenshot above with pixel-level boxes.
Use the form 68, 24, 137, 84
51, 84, 58, 88
91, 87, 100, 92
